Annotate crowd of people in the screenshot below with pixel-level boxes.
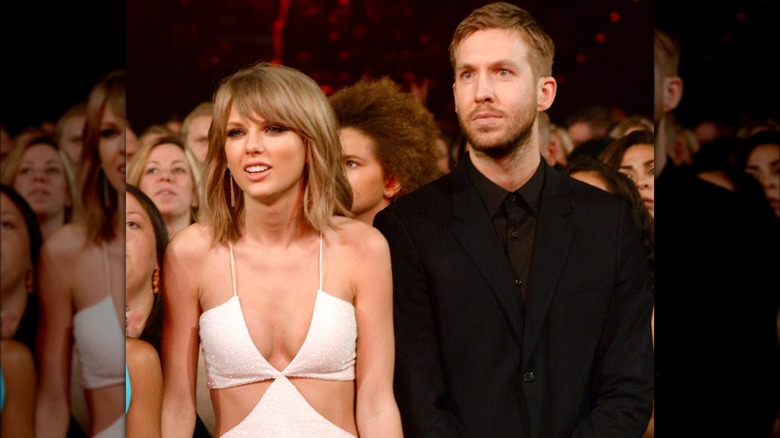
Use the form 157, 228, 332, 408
1, 2, 778, 437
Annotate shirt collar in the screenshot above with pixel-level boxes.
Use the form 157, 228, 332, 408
466, 152, 545, 216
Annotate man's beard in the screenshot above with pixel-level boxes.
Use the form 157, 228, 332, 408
460, 108, 535, 159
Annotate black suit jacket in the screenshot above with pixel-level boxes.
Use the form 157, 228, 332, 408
374, 155, 654, 438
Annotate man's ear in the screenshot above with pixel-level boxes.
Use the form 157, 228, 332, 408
383, 175, 402, 200
663, 76, 683, 112
537, 76, 557, 112
452, 82, 458, 114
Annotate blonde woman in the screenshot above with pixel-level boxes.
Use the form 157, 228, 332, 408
161, 62, 402, 437
35, 70, 128, 437
1, 136, 75, 239
127, 134, 202, 237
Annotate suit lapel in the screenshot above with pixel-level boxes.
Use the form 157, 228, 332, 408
523, 168, 575, 363
450, 164, 524, 340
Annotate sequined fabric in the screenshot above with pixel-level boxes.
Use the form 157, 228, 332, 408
73, 243, 124, 389
199, 236, 357, 437
200, 291, 356, 388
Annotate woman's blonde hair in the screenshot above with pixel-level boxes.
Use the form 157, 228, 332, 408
79, 69, 125, 243
203, 62, 352, 243
0, 135, 76, 223
127, 134, 203, 223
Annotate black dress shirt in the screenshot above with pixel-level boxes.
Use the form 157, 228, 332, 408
466, 155, 544, 309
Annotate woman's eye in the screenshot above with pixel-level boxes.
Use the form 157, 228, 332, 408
1, 220, 17, 230
101, 128, 120, 139
345, 160, 358, 169
126, 221, 139, 229
144, 167, 158, 175
227, 129, 243, 138
173, 167, 188, 174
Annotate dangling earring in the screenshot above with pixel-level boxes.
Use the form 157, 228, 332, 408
26, 268, 34, 294
229, 172, 236, 207
102, 171, 110, 207
152, 268, 160, 294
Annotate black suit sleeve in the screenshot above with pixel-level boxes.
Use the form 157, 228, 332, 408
373, 209, 471, 438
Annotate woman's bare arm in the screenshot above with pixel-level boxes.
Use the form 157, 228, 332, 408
160, 226, 205, 437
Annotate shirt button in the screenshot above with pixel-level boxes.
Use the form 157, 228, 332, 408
514, 278, 522, 286
511, 230, 519, 238
523, 371, 535, 382
510, 194, 516, 202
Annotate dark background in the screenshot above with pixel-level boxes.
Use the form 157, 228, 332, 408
124, 0, 654, 136
5, 1, 778, 138
0, 2, 126, 136
657, 0, 780, 128
3, 0, 654, 138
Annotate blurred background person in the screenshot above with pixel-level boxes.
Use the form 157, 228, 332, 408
329, 76, 442, 225
600, 129, 655, 219
55, 102, 87, 167
128, 135, 202, 238
124, 184, 167, 347
0, 184, 42, 351
1, 124, 14, 166
548, 122, 574, 169
181, 102, 213, 166
35, 69, 128, 437
125, 336, 162, 438
564, 104, 616, 147
1, 136, 75, 239
1, 337, 36, 437
734, 130, 780, 223
608, 114, 653, 139
669, 121, 700, 167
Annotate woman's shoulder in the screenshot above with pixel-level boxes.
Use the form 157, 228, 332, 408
41, 223, 89, 257
327, 216, 389, 256
126, 337, 160, 368
166, 222, 215, 260
0, 338, 34, 366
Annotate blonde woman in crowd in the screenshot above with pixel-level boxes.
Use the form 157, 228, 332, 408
35, 69, 128, 437
161, 62, 401, 437
1, 136, 75, 239
128, 134, 202, 238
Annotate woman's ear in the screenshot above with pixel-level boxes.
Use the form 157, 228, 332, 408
383, 175, 402, 200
